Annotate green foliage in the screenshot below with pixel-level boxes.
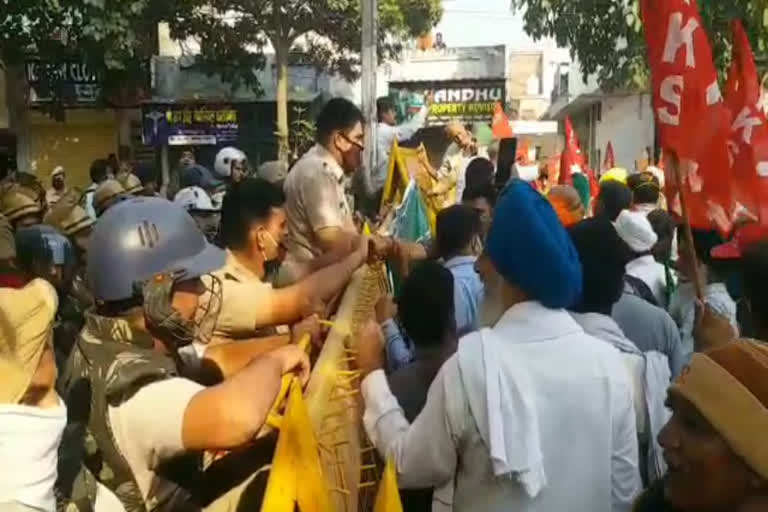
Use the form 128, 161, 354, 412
170, 0, 443, 82
0, 0, 173, 116
511, 0, 768, 91
289, 105, 317, 163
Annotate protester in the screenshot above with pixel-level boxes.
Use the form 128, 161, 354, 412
548, 184, 586, 227
45, 166, 69, 207
647, 209, 678, 303
669, 228, 738, 359
357, 180, 641, 512
169, 149, 197, 198
634, 341, 768, 511
60, 197, 311, 510
376, 261, 458, 512
595, 180, 633, 221
283, 98, 363, 269
379, 205, 484, 372
0, 184, 45, 231
214, 146, 249, 184
212, 178, 368, 339
433, 204, 484, 334
373, 95, 430, 209
92, 179, 128, 217
83, 159, 112, 219
463, 157, 495, 197
711, 225, 768, 340
175, 186, 222, 245
568, 216, 672, 483
614, 209, 668, 307
628, 172, 661, 215
429, 122, 476, 207
462, 181, 497, 240
613, 282, 686, 378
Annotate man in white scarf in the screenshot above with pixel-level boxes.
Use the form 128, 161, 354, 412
357, 180, 641, 511
0, 280, 124, 512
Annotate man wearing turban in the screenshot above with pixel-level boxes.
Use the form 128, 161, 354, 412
356, 180, 641, 511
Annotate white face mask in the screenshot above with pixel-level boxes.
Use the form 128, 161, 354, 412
0, 400, 67, 511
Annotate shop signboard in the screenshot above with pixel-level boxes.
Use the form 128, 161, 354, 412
389, 79, 506, 125
141, 104, 239, 146
25, 60, 101, 105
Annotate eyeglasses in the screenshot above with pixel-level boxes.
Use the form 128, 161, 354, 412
340, 132, 365, 151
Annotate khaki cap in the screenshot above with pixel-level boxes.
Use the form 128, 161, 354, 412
43, 189, 94, 237
93, 179, 127, 216
0, 279, 58, 404
0, 184, 44, 223
118, 173, 144, 195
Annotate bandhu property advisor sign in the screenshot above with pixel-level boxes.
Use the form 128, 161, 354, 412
389, 79, 506, 125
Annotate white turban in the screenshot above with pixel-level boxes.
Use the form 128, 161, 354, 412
613, 209, 658, 253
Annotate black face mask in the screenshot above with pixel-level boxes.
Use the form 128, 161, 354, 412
263, 260, 282, 285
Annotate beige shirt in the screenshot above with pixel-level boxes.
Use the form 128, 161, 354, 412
206, 250, 289, 339
283, 144, 355, 262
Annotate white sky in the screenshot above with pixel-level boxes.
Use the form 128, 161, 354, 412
435, 0, 547, 50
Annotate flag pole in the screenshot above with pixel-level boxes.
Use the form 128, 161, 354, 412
669, 151, 705, 301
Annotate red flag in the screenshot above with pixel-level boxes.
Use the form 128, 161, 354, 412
558, 116, 586, 185
603, 142, 616, 170
725, 20, 768, 225
642, 0, 733, 233
492, 103, 513, 139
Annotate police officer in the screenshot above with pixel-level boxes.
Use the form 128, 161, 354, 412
59, 197, 310, 511
0, 183, 45, 231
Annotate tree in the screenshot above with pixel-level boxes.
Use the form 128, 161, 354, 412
510, 0, 768, 91
170, 0, 443, 160
0, 0, 173, 116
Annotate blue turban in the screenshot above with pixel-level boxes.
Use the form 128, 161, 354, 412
485, 180, 583, 309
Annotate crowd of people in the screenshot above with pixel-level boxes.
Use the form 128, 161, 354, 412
0, 95, 767, 512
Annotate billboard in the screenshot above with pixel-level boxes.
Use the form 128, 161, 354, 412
389, 79, 506, 125
141, 104, 239, 146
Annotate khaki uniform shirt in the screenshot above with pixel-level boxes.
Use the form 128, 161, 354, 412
283, 144, 355, 262
206, 251, 289, 339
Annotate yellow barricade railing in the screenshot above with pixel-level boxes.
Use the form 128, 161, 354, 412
260, 265, 404, 512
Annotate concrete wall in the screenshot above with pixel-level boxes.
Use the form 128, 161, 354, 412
595, 94, 654, 171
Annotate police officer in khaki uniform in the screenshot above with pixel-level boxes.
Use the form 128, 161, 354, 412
60, 197, 311, 511
282, 98, 364, 278
0, 183, 45, 231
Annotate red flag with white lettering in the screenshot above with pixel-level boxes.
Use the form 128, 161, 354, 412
642, 0, 733, 232
725, 20, 768, 225
603, 142, 616, 170
492, 102, 513, 139
558, 116, 586, 185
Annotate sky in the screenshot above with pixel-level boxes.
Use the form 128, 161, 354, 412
434, 0, 549, 50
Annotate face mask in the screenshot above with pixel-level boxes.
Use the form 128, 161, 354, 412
0, 400, 67, 511
260, 230, 284, 283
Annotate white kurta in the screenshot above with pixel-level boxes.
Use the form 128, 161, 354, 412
362, 302, 641, 512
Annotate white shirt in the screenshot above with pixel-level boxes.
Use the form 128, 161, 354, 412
362, 302, 641, 512
626, 255, 668, 307
373, 106, 428, 191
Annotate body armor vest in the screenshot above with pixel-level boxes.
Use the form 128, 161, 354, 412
60, 311, 202, 512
